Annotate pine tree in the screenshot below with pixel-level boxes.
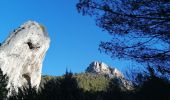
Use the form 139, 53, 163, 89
0, 68, 8, 100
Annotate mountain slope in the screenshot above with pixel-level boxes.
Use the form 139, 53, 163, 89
40, 61, 133, 91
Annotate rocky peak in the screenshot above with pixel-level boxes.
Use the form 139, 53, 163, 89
86, 61, 124, 78
86, 61, 133, 90
0, 21, 50, 94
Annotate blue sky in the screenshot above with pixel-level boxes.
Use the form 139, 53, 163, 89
0, 0, 135, 76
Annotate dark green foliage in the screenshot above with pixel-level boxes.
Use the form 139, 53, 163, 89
9, 71, 39, 100
41, 73, 110, 92
9, 86, 38, 100
75, 73, 110, 92
39, 71, 83, 100
0, 68, 8, 100
132, 67, 170, 100
2, 71, 170, 100
135, 75, 170, 100
107, 78, 122, 92
59, 71, 83, 100
39, 78, 61, 100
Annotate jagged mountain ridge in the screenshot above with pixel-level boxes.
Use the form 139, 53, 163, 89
86, 61, 133, 90
86, 61, 124, 78
41, 61, 133, 91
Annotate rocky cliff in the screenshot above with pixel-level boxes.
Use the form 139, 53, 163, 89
86, 61, 133, 90
86, 61, 124, 78
0, 21, 50, 93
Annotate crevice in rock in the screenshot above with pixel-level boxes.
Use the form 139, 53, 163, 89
22, 73, 31, 86
27, 41, 34, 49
26, 41, 40, 50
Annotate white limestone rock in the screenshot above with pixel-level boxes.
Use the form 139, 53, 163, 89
0, 21, 50, 93
86, 61, 133, 90
86, 61, 124, 78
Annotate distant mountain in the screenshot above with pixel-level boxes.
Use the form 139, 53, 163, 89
86, 61, 124, 78
86, 61, 133, 90
40, 73, 110, 92
40, 61, 133, 92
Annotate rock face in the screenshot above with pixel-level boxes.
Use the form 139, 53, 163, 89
0, 21, 50, 93
86, 61, 133, 90
86, 61, 124, 78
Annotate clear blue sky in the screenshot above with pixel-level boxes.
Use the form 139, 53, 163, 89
0, 0, 136, 76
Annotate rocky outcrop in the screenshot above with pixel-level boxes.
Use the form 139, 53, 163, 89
86, 61, 124, 78
86, 61, 133, 90
0, 21, 50, 93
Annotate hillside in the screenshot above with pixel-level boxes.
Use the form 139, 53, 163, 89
41, 73, 110, 92
40, 61, 133, 92
40, 72, 133, 92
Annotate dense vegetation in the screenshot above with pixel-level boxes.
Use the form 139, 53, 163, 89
0, 68, 8, 99
0, 69, 169, 100
42, 73, 110, 92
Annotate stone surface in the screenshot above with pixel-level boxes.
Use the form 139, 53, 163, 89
0, 21, 50, 93
86, 61, 124, 78
86, 61, 133, 90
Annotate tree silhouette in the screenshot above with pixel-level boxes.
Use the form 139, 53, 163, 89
135, 75, 170, 100
0, 68, 8, 100
77, 0, 170, 75
9, 74, 39, 100
9, 86, 38, 100
5, 69, 170, 100
39, 70, 83, 100
39, 78, 61, 100
59, 70, 83, 100
104, 78, 122, 100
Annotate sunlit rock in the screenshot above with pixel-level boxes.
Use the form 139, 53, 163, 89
0, 21, 50, 94
86, 61, 124, 78
86, 61, 133, 90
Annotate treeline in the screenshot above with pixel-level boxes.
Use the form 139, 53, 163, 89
42, 73, 111, 92
0, 68, 170, 100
